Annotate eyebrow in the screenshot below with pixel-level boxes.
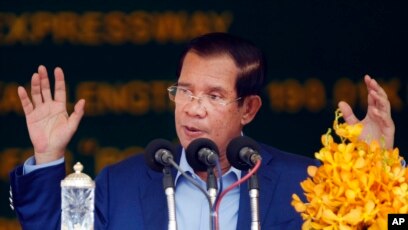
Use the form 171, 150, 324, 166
176, 82, 190, 87
177, 82, 229, 95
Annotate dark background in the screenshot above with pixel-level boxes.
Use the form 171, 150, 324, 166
1, 0, 407, 225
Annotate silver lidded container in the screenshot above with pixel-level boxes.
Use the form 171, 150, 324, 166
61, 162, 95, 230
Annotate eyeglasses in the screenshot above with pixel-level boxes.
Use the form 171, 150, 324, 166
167, 85, 241, 108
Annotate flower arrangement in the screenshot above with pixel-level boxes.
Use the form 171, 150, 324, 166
292, 110, 408, 230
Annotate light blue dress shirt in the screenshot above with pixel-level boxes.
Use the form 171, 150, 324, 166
175, 149, 241, 230
23, 156, 64, 174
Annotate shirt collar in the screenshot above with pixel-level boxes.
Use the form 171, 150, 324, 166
175, 148, 241, 184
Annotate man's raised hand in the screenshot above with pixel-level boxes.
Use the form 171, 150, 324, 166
18, 65, 85, 164
338, 75, 395, 150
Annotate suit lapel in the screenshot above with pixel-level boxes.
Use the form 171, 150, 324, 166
140, 147, 182, 230
140, 169, 168, 230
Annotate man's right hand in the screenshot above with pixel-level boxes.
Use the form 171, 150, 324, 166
18, 65, 85, 165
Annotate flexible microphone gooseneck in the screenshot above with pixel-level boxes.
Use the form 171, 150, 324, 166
186, 138, 220, 230
227, 136, 262, 230
144, 139, 178, 230
186, 138, 220, 204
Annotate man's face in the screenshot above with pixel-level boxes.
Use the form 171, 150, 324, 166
175, 51, 246, 157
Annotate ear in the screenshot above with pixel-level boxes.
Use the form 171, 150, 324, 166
240, 95, 262, 125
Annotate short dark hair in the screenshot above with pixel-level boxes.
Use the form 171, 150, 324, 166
176, 32, 266, 105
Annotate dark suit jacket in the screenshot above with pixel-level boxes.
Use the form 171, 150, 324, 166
9, 143, 317, 230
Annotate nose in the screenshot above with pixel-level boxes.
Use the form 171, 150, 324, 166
189, 95, 203, 104
184, 96, 207, 117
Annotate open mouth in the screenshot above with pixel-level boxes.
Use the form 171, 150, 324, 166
183, 125, 204, 137
186, 126, 200, 132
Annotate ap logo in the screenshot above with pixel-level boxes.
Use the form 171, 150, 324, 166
388, 214, 408, 230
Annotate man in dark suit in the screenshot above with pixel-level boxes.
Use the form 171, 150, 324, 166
9, 33, 395, 229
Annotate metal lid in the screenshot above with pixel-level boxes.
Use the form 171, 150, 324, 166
61, 162, 95, 188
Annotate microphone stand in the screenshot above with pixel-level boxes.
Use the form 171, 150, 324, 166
163, 166, 177, 230
249, 173, 260, 230
207, 167, 218, 205
207, 167, 217, 230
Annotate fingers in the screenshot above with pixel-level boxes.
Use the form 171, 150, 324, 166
17, 86, 34, 115
38, 65, 53, 102
368, 89, 391, 114
370, 103, 395, 149
367, 88, 393, 132
30, 73, 42, 107
68, 99, 86, 132
54, 67, 66, 104
364, 74, 388, 104
30, 65, 52, 106
363, 75, 395, 149
364, 74, 391, 115
29, 65, 68, 107
372, 105, 394, 128
338, 101, 359, 125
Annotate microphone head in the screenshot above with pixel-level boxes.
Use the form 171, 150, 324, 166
186, 138, 219, 172
144, 138, 176, 172
227, 136, 260, 170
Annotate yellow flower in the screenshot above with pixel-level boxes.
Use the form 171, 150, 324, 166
292, 194, 307, 212
292, 109, 408, 229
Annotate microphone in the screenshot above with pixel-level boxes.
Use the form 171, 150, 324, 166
227, 136, 261, 170
144, 138, 178, 230
227, 136, 262, 230
144, 138, 176, 172
186, 138, 220, 172
186, 138, 220, 209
